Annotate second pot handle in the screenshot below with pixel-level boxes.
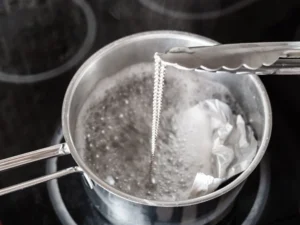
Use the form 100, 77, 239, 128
0, 166, 82, 196
0, 143, 81, 196
0, 144, 70, 172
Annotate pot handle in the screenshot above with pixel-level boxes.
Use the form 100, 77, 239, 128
0, 143, 82, 196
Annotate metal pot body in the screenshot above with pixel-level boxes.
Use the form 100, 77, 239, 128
0, 31, 272, 224
84, 179, 243, 225
62, 31, 271, 224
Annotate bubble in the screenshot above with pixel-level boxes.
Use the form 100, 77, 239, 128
164, 189, 170, 193
106, 176, 115, 186
151, 177, 156, 185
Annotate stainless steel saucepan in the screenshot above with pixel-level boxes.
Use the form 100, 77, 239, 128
0, 31, 272, 224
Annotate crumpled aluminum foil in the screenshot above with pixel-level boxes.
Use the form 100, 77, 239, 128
187, 99, 258, 198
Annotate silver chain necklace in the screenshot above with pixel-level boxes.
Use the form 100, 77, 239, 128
151, 53, 166, 160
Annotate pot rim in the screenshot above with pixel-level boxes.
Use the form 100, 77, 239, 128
62, 30, 272, 207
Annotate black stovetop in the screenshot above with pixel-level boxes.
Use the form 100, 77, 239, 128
0, 0, 300, 224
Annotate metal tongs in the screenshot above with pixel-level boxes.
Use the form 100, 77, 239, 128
156, 42, 300, 75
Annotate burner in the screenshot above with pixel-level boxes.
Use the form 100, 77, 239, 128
46, 127, 270, 225
138, 0, 259, 20
0, 0, 96, 83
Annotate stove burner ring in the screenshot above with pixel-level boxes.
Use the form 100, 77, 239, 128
0, 0, 96, 83
46, 127, 270, 225
138, 0, 259, 20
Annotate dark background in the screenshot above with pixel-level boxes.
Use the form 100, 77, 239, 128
0, 0, 300, 224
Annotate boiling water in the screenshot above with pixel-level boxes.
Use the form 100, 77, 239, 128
75, 62, 243, 201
